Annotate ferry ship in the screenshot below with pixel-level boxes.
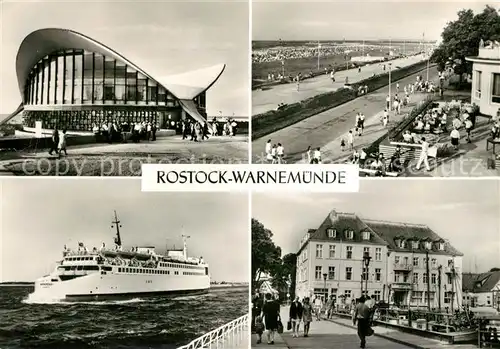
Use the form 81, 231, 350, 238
31, 211, 210, 301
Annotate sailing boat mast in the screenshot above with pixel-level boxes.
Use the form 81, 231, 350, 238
111, 210, 122, 247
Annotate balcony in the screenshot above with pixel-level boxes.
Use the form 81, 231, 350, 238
393, 263, 412, 272
391, 282, 412, 290
479, 47, 500, 60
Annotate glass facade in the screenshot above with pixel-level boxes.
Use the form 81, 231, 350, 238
23, 49, 179, 107
22, 108, 173, 131
20, 49, 211, 131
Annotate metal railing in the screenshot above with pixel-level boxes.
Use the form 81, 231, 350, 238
177, 314, 249, 349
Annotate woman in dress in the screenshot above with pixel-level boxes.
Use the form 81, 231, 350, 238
58, 129, 68, 156
302, 297, 313, 337
261, 293, 280, 345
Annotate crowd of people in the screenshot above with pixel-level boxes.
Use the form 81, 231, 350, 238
251, 292, 378, 348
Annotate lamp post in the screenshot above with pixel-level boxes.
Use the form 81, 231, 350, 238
317, 42, 321, 71
388, 63, 392, 110
363, 251, 372, 297
323, 273, 328, 301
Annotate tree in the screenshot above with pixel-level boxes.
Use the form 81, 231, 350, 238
271, 253, 297, 302
251, 218, 281, 290
432, 6, 500, 80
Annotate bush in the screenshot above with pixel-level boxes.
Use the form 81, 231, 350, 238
253, 61, 431, 140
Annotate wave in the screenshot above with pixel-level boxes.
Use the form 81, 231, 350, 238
23, 293, 145, 305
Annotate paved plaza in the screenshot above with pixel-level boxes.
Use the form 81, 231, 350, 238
251, 306, 478, 349
252, 54, 426, 115
252, 67, 438, 163
0, 135, 248, 176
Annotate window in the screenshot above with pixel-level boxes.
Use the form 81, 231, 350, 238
363, 247, 370, 257
425, 241, 432, 249
346, 246, 353, 259
412, 241, 419, 249
413, 257, 419, 267
400, 240, 406, 248
315, 266, 322, 280
346, 230, 354, 239
316, 244, 323, 258
412, 291, 424, 304
444, 291, 453, 304
493, 73, 500, 103
413, 272, 419, 284
327, 228, 336, 238
431, 258, 437, 267
346, 267, 352, 280
373, 290, 381, 301
375, 268, 381, 281
375, 248, 382, 261
403, 256, 409, 265
329, 245, 336, 258
362, 231, 370, 240
447, 274, 452, 284
439, 242, 445, 251
344, 290, 351, 299
328, 266, 335, 280
395, 256, 400, 264
362, 267, 368, 281
431, 273, 436, 284
423, 273, 428, 284
475, 70, 482, 98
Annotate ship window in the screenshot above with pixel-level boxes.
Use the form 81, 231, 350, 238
102, 266, 112, 271
51, 278, 58, 282
83, 265, 99, 271
71, 266, 77, 270
119, 268, 122, 272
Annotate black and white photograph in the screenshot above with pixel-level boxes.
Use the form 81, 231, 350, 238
252, 1, 500, 178
251, 180, 500, 348
0, 180, 250, 349
0, 0, 249, 176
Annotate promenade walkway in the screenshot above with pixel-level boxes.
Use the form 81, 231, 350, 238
252, 67, 439, 163
251, 306, 478, 349
252, 54, 426, 115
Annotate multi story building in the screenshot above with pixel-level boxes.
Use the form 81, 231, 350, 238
295, 210, 464, 310
296, 211, 389, 306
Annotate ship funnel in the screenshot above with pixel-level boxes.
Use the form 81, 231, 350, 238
182, 234, 191, 259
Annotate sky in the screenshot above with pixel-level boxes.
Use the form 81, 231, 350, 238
0, 0, 249, 116
0, 179, 249, 283
253, 1, 498, 41
253, 180, 500, 274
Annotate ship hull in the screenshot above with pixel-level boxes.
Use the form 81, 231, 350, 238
65, 288, 209, 301
32, 271, 210, 301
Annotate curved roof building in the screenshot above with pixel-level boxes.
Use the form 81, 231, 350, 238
7, 28, 225, 132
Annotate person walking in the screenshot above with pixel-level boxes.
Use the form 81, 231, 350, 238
261, 293, 280, 345
450, 128, 460, 150
289, 297, 303, 338
302, 297, 313, 337
415, 137, 431, 172
347, 130, 354, 151
48, 127, 59, 156
58, 129, 68, 157
353, 296, 371, 349
314, 296, 323, 320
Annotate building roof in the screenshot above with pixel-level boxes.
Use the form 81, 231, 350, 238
364, 219, 463, 256
301, 211, 388, 251
297, 210, 462, 257
463, 271, 500, 293
6, 28, 225, 128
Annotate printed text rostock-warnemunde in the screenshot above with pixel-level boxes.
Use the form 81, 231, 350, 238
156, 170, 347, 185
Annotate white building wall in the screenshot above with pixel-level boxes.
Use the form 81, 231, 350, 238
295, 240, 388, 305
470, 61, 500, 117
387, 251, 463, 309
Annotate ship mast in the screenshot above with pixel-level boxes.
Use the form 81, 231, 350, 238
111, 210, 122, 247
182, 234, 191, 259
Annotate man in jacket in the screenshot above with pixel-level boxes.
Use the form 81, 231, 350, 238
289, 297, 303, 337
353, 296, 371, 349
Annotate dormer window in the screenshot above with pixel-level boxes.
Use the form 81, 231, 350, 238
399, 239, 406, 248
439, 242, 445, 251
346, 230, 354, 240
425, 241, 432, 249
327, 228, 336, 238
362, 231, 370, 240
412, 241, 419, 249
394, 238, 401, 247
